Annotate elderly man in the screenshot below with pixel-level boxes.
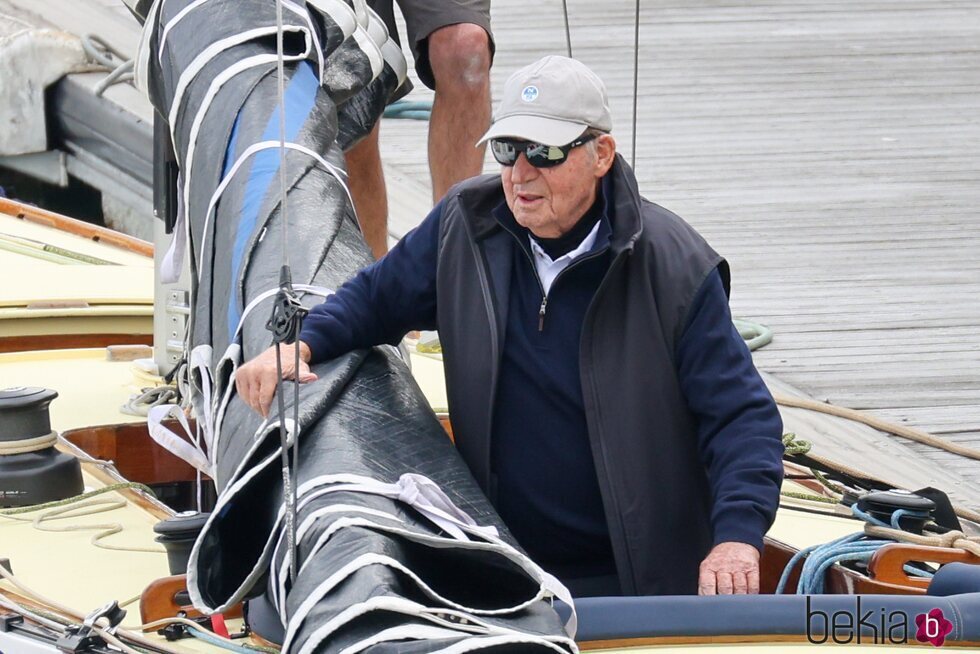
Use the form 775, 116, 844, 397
237, 56, 785, 598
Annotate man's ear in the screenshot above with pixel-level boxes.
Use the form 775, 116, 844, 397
594, 134, 617, 177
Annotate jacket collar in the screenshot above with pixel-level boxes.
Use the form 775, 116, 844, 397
458, 153, 644, 255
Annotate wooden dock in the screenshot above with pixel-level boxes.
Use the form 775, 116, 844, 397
380, 1, 980, 499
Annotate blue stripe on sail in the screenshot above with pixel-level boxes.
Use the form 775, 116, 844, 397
227, 61, 319, 341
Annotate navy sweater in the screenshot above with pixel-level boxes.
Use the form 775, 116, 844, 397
299, 192, 780, 579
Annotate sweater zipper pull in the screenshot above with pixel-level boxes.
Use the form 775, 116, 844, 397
538, 295, 548, 332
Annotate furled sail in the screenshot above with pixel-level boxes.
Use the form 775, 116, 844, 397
136, 0, 576, 651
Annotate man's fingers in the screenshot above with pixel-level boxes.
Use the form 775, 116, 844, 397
732, 571, 748, 595
698, 569, 717, 596
235, 345, 317, 417
748, 568, 760, 595
258, 378, 276, 417
716, 572, 734, 595
297, 361, 318, 383
235, 372, 250, 409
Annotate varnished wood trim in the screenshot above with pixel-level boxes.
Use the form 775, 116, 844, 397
870, 543, 980, 588
0, 197, 154, 258
57, 432, 174, 521
0, 333, 152, 354
139, 575, 242, 628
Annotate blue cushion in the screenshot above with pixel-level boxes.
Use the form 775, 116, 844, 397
928, 563, 980, 596
557, 593, 980, 643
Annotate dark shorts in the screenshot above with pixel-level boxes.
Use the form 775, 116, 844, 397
369, 0, 494, 91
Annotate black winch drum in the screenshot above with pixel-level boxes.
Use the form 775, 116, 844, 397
0, 387, 83, 508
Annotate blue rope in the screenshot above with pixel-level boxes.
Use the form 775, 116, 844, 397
188, 626, 261, 654
776, 505, 935, 594
383, 99, 432, 121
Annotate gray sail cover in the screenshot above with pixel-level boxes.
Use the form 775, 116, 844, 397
136, 1, 578, 652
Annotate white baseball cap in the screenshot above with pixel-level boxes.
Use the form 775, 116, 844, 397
478, 56, 613, 147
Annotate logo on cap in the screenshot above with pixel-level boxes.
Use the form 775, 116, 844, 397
521, 85, 539, 102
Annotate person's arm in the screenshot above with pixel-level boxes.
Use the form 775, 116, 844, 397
298, 202, 442, 361
674, 268, 784, 594
236, 202, 443, 416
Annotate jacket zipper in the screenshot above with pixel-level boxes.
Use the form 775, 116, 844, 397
513, 237, 609, 332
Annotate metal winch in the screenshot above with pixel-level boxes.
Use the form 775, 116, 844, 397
0, 387, 83, 507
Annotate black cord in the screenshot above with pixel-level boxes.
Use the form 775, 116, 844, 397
266, 265, 309, 587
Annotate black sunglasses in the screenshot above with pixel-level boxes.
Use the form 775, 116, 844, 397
489, 133, 598, 168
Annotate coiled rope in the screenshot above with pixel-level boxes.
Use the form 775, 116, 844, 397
0, 482, 165, 554
775, 503, 938, 594
0, 432, 57, 455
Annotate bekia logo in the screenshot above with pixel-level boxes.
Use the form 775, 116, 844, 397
521, 85, 539, 102
806, 598, 953, 647
916, 608, 953, 647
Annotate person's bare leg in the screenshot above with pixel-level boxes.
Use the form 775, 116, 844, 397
426, 24, 492, 203
344, 121, 389, 259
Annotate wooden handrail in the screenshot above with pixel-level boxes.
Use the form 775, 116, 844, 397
0, 197, 153, 258
869, 543, 980, 589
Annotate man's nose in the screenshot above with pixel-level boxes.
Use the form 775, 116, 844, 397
511, 153, 537, 181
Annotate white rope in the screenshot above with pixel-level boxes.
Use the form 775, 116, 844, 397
120, 386, 177, 417
0, 431, 57, 455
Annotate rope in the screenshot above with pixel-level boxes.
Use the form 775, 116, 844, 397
560, 0, 573, 58
776, 504, 939, 594
630, 0, 640, 170
190, 627, 269, 653
0, 431, 57, 455
80, 34, 135, 96
0, 566, 187, 654
121, 386, 178, 417
780, 491, 838, 505
30, 499, 165, 554
143, 618, 279, 653
0, 483, 165, 554
781, 432, 811, 456
774, 393, 980, 462
0, 482, 154, 515
779, 437, 843, 504
275, 0, 290, 269
383, 99, 432, 120
734, 318, 773, 351
864, 525, 980, 558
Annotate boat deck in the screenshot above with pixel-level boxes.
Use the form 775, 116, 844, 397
4, 0, 978, 504
379, 0, 980, 497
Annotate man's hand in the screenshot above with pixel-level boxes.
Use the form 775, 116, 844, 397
698, 541, 760, 595
235, 341, 317, 417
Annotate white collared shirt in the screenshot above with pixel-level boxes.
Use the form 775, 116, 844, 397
527, 220, 603, 296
